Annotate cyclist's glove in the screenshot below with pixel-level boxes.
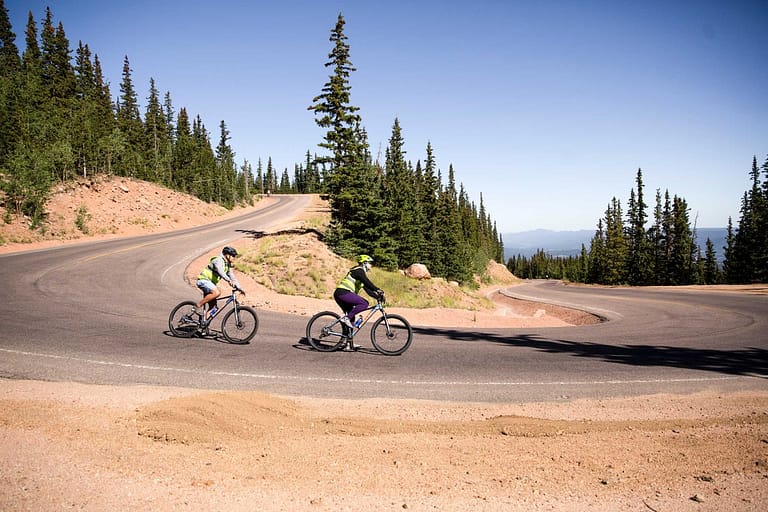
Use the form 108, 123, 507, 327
377, 291, 386, 302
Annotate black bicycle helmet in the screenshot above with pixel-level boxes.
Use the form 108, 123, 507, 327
223, 246, 238, 257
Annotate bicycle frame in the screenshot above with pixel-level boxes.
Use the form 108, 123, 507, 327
345, 301, 384, 337
203, 291, 239, 324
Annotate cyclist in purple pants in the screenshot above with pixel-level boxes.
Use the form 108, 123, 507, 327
333, 254, 385, 330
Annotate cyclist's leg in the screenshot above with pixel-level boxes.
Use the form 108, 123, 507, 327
333, 289, 363, 321
348, 297, 369, 320
196, 279, 221, 319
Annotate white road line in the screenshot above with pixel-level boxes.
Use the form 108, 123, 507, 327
1, 348, 755, 385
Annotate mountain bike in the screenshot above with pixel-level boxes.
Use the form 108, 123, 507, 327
305, 299, 413, 355
168, 288, 258, 344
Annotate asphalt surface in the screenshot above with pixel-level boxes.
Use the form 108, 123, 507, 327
1, 194, 766, 402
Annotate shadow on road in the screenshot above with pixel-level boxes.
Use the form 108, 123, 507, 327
413, 327, 768, 378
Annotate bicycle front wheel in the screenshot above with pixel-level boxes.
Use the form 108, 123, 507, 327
221, 306, 259, 344
306, 311, 348, 352
168, 300, 199, 338
371, 313, 413, 355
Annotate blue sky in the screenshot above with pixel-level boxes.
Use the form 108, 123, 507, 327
7, 0, 768, 232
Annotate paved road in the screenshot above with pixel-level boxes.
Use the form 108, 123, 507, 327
1, 195, 766, 402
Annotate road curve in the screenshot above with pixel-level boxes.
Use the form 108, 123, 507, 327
1, 196, 766, 402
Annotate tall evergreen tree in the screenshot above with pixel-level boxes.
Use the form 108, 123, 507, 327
215, 119, 237, 207
0, 0, 20, 165
1, 10, 51, 223
144, 78, 169, 183
724, 156, 768, 283
758, 155, 768, 282
191, 114, 216, 202
626, 168, 654, 285
171, 107, 194, 191
434, 165, 471, 282
383, 118, 420, 267
308, 13, 394, 263
307, 12, 360, 196
703, 238, 720, 284
587, 219, 606, 283
116, 55, 144, 178
668, 195, 695, 284
38, 9, 76, 182
418, 141, 441, 271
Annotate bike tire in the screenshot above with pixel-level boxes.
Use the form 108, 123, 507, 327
371, 313, 413, 355
221, 306, 259, 344
306, 311, 348, 352
168, 300, 199, 338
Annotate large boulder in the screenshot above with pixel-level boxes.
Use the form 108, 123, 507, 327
404, 263, 431, 280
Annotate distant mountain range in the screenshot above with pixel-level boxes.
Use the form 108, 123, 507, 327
502, 228, 729, 261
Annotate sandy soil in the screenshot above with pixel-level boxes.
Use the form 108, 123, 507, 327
1, 176, 767, 511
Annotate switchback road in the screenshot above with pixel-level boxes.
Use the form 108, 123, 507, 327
1, 195, 766, 402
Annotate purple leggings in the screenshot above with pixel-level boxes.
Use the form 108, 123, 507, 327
333, 289, 369, 320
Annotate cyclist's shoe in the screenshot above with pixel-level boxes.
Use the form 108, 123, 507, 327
339, 316, 353, 329
343, 341, 359, 352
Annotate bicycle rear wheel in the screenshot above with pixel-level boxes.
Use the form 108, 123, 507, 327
306, 311, 348, 352
168, 300, 199, 338
221, 306, 259, 344
371, 313, 413, 355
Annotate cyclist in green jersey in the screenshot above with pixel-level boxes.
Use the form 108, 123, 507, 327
194, 246, 246, 321
333, 254, 385, 330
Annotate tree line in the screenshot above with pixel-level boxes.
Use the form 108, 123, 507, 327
307, 14, 504, 283
0, 4, 333, 222
508, 159, 768, 285
0, 5, 503, 284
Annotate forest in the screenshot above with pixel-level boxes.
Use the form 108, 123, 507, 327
2, 3, 762, 286
507, 162, 768, 285
0, 5, 503, 284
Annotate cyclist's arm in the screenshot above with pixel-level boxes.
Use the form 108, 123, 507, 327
227, 270, 242, 291
211, 257, 241, 289
350, 267, 382, 298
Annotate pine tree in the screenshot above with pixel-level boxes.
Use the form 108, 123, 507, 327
724, 155, 768, 283
73, 41, 95, 176
191, 114, 216, 202
383, 118, 420, 267
265, 157, 276, 195
1, 10, 52, 223
668, 195, 695, 284
0, 0, 21, 165
255, 158, 264, 195
434, 165, 471, 282
602, 197, 628, 284
417, 142, 441, 271
758, 155, 768, 282
215, 119, 237, 207
703, 238, 720, 284
116, 55, 144, 178
92, 54, 115, 172
172, 107, 194, 192
240, 159, 254, 204
626, 168, 654, 285
38, 8, 76, 183
144, 78, 170, 184
307, 12, 360, 196
308, 13, 395, 263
